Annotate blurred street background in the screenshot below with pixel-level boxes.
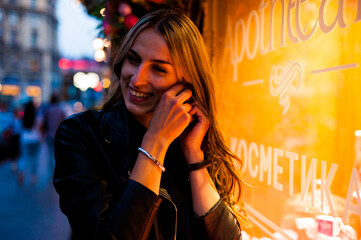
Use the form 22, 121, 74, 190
0, 0, 101, 239
0, 143, 70, 239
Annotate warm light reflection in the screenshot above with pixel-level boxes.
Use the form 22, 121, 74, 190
102, 78, 111, 88
73, 101, 83, 112
0, 85, 20, 96
93, 82, 103, 92
103, 38, 111, 48
25, 86, 41, 97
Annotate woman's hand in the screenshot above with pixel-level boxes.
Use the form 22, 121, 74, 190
145, 84, 193, 148
181, 103, 210, 164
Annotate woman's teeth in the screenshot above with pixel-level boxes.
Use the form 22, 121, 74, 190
130, 88, 151, 98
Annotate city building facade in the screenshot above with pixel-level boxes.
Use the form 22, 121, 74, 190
0, 0, 60, 108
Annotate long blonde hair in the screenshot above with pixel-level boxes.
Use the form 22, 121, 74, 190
103, 9, 249, 227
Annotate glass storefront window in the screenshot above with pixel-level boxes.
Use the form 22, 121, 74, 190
205, 0, 361, 239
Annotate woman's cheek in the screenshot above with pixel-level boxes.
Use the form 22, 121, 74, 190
153, 77, 178, 91
121, 63, 134, 80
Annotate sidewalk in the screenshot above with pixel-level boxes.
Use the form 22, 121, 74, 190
0, 142, 71, 240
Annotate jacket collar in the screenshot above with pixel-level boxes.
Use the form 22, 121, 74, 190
101, 101, 147, 148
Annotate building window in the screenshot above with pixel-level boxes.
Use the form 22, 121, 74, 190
10, 29, 17, 46
30, 0, 36, 8
9, 11, 19, 27
30, 14, 38, 27
31, 29, 38, 48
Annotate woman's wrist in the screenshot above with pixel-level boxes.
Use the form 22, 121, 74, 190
184, 149, 204, 164
188, 159, 211, 172
143, 132, 170, 151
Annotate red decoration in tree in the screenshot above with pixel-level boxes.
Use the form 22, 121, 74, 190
124, 14, 138, 29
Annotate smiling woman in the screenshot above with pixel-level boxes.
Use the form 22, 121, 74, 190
120, 28, 179, 127
53, 9, 249, 240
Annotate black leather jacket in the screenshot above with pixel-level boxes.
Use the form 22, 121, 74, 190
53, 102, 242, 240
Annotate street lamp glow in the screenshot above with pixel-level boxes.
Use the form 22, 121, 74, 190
100, 8, 106, 16
94, 49, 106, 62
103, 38, 111, 48
92, 38, 104, 50
102, 78, 111, 88
87, 72, 100, 89
73, 72, 100, 91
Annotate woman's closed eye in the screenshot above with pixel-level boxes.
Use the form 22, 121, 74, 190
153, 65, 167, 74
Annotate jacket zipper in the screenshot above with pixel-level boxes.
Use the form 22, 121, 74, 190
159, 188, 177, 240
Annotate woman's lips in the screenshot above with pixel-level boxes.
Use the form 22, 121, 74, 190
129, 88, 153, 102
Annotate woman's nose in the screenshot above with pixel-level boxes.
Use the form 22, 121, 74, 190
131, 64, 149, 86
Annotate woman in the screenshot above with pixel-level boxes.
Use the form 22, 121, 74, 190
54, 9, 248, 239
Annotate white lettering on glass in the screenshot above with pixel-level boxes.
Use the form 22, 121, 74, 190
224, 0, 361, 81
230, 137, 361, 225
343, 168, 361, 224
269, 61, 304, 114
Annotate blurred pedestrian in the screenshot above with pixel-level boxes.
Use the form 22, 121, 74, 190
9, 108, 22, 172
42, 93, 66, 177
17, 99, 43, 185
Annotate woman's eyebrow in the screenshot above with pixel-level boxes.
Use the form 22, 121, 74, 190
129, 48, 173, 66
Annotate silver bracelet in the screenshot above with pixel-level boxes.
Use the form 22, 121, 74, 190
138, 147, 166, 172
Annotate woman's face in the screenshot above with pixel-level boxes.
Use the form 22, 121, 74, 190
120, 28, 178, 126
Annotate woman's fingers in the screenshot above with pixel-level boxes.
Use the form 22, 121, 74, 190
183, 103, 192, 113
147, 84, 195, 146
165, 84, 185, 97
177, 89, 193, 103
162, 84, 193, 104
190, 105, 208, 125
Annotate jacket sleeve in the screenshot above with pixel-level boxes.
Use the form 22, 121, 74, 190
53, 115, 162, 240
199, 200, 242, 240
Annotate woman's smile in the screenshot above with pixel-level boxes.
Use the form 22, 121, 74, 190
129, 87, 153, 102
